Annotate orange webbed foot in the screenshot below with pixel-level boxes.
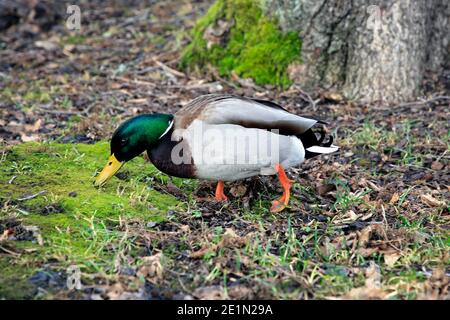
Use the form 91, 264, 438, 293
270, 164, 294, 213
214, 180, 228, 202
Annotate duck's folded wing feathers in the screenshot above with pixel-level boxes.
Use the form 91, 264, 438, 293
175, 94, 319, 135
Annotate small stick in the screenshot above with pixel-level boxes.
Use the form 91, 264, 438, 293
298, 87, 316, 110
16, 208, 30, 216
38, 109, 79, 115
8, 175, 16, 184
17, 191, 46, 201
0, 245, 20, 256
153, 58, 186, 78
114, 76, 156, 87
392, 95, 450, 109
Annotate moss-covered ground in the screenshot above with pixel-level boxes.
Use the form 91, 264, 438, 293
0, 142, 189, 298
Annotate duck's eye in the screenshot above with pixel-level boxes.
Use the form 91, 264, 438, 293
120, 138, 128, 145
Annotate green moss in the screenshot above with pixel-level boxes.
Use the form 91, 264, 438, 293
180, 0, 301, 87
2, 141, 180, 213
23, 89, 51, 104
0, 257, 36, 299
63, 35, 87, 45
0, 142, 187, 298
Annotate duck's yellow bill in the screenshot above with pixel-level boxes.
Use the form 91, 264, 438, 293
94, 154, 124, 187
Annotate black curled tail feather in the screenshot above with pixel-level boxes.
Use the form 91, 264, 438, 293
298, 128, 338, 159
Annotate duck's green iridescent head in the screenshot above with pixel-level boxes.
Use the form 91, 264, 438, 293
94, 113, 173, 186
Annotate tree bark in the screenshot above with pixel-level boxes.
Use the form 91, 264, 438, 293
263, 0, 449, 103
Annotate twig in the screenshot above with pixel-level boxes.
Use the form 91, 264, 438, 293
38, 108, 79, 115
297, 86, 317, 110
115, 76, 156, 87
207, 65, 239, 89
392, 95, 450, 109
82, 102, 96, 115
116, 8, 150, 28
0, 245, 20, 256
152, 58, 186, 78
284, 84, 317, 110
17, 190, 46, 201
39, 102, 95, 116
136, 66, 158, 75
381, 204, 388, 227
366, 180, 380, 192
235, 77, 265, 91
167, 81, 223, 90
16, 208, 30, 216
8, 175, 16, 184
436, 149, 448, 162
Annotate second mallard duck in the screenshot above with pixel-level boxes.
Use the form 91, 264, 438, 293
95, 94, 339, 212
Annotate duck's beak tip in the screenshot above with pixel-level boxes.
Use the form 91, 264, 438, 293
93, 179, 104, 187
94, 154, 123, 188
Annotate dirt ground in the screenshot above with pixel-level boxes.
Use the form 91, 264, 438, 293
0, 0, 449, 300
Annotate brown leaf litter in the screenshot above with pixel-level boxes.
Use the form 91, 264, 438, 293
190, 228, 250, 259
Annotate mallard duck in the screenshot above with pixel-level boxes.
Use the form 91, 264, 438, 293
95, 94, 338, 212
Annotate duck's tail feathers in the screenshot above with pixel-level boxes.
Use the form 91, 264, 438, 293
305, 145, 339, 154
298, 128, 339, 159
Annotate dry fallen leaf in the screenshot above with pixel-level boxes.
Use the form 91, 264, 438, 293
316, 183, 336, 196
190, 244, 216, 259
322, 91, 344, 102
228, 285, 254, 299
344, 262, 387, 299
20, 133, 40, 142
356, 247, 378, 257
354, 224, 385, 257
389, 192, 399, 204
431, 161, 444, 171
193, 285, 226, 300
229, 184, 247, 197
190, 228, 248, 259
334, 210, 360, 224
361, 194, 370, 203
348, 210, 359, 221
421, 194, 445, 207
217, 228, 247, 249
106, 283, 125, 300
365, 262, 381, 289
137, 253, 163, 283
358, 225, 376, 247
24, 119, 42, 132
383, 250, 401, 268
344, 286, 387, 300
418, 268, 449, 300
179, 225, 190, 233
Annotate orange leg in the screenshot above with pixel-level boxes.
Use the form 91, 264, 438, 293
215, 180, 228, 201
270, 164, 294, 213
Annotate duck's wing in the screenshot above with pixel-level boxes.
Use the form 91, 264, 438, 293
174, 94, 321, 135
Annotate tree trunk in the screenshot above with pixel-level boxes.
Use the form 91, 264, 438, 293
264, 0, 449, 103
186, 0, 449, 104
